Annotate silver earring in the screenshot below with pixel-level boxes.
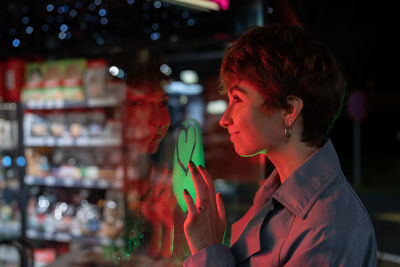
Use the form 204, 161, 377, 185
284, 126, 292, 138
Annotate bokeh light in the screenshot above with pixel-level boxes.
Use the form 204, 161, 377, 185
60, 24, 68, 32
2, 156, 12, 167
12, 39, 20, 47
69, 9, 78, 17
46, 4, 54, 12
22, 16, 30, 24
152, 23, 159, 31
187, 18, 195, 26
9, 28, 16, 35
16, 156, 26, 167
154, 1, 162, 8
160, 64, 172, 76
26, 26, 34, 34
182, 11, 189, 19
58, 32, 66, 39
100, 17, 108, 25
109, 66, 118, 76
88, 3, 96, 11
96, 36, 104, 45
150, 32, 160, 40
98, 8, 107, 16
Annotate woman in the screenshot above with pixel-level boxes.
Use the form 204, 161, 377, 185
182, 24, 377, 266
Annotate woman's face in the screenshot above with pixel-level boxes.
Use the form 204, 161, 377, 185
219, 79, 284, 157
125, 90, 170, 154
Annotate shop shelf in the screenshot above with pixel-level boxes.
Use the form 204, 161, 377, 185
0, 221, 20, 240
24, 101, 84, 110
0, 144, 18, 150
23, 97, 120, 110
24, 136, 121, 147
0, 180, 19, 190
0, 103, 17, 111
24, 175, 122, 189
26, 229, 124, 247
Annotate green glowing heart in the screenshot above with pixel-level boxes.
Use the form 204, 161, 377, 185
172, 118, 205, 212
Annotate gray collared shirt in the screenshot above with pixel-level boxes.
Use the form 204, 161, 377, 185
184, 140, 377, 266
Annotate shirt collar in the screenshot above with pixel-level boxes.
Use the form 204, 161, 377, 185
271, 139, 341, 218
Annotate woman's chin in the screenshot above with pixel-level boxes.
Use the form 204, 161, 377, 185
144, 140, 161, 154
235, 146, 267, 158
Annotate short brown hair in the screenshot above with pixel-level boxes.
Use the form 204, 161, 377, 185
220, 24, 346, 147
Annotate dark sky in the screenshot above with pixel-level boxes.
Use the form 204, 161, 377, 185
271, 0, 397, 94
1, 0, 396, 93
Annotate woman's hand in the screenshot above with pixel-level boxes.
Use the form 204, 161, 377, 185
183, 161, 227, 255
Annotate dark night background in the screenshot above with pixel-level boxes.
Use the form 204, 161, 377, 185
1, 0, 398, 162
1, 0, 400, 263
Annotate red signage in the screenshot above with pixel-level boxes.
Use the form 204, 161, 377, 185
212, 0, 229, 10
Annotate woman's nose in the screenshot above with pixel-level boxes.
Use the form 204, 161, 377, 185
219, 105, 232, 128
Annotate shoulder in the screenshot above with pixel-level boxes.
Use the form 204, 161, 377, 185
289, 172, 375, 242
311, 172, 371, 225
280, 172, 377, 265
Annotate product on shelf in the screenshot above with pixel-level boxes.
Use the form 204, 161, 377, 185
76, 199, 101, 236
68, 111, 87, 138
20, 71, 127, 260
62, 59, 86, 102
25, 146, 122, 184
24, 109, 122, 143
27, 113, 48, 137
0, 244, 21, 267
0, 61, 5, 102
22, 59, 87, 104
48, 112, 66, 138
26, 186, 124, 242
4, 59, 25, 102
87, 109, 106, 137
84, 59, 107, 98
0, 117, 18, 148
33, 248, 57, 267
41, 60, 62, 102
100, 190, 124, 238
0, 153, 20, 189
0, 189, 21, 237
25, 148, 47, 177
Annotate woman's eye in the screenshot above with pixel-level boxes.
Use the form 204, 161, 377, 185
232, 95, 241, 103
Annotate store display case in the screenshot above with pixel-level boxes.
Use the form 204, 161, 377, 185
0, 102, 27, 267
0, 103, 23, 240
20, 58, 127, 253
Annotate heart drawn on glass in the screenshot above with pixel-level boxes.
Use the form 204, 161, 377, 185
172, 118, 205, 212
176, 122, 196, 175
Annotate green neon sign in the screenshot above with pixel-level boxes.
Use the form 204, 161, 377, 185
172, 118, 205, 212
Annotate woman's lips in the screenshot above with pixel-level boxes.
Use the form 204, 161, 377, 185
229, 131, 240, 139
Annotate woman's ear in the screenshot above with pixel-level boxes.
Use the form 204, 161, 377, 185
284, 95, 303, 127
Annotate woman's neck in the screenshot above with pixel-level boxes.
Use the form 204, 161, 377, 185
267, 140, 319, 184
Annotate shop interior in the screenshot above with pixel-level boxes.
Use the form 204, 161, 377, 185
1, 0, 399, 266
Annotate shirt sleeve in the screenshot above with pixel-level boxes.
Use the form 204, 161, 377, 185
183, 244, 236, 267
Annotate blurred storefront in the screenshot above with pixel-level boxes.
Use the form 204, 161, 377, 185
0, 1, 269, 266
1, 0, 400, 266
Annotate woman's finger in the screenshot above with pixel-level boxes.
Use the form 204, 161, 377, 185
216, 193, 227, 228
198, 165, 216, 197
189, 161, 209, 207
198, 165, 218, 226
183, 189, 198, 218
